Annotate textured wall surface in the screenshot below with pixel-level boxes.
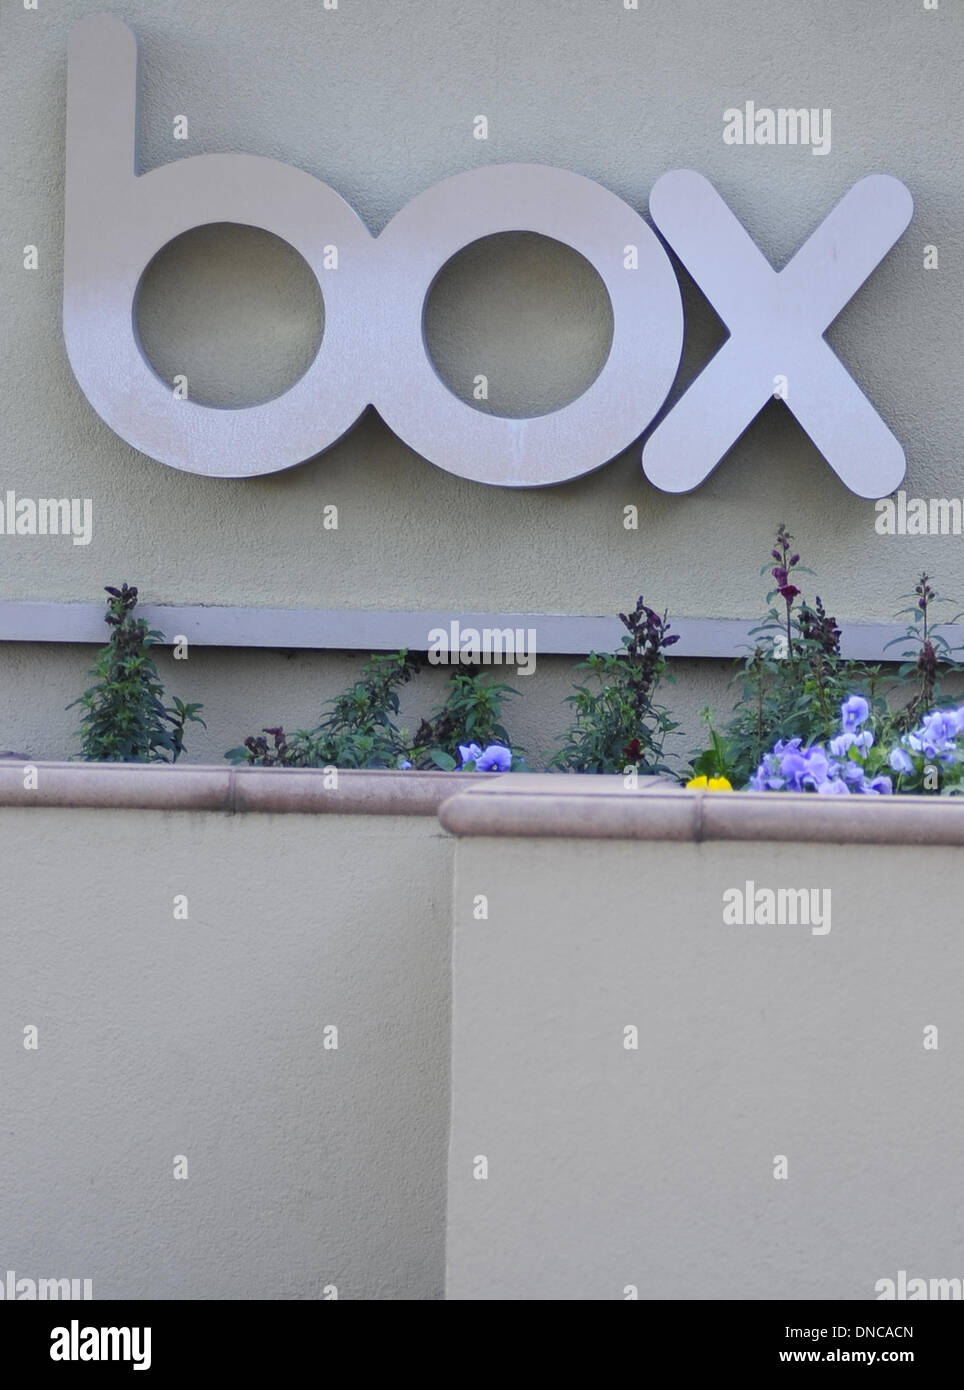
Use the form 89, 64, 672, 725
2, 0, 959, 760
0, 804, 453, 1299
447, 831, 964, 1299
1, 0, 961, 647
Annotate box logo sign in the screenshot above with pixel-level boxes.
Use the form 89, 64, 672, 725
64, 16, 913, 499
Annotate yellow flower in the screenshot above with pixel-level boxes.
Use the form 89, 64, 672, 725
686, 775, 733, 791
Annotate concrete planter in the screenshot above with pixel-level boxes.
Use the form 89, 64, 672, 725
5, 765, 962, 1301
439, 777, 964, 1300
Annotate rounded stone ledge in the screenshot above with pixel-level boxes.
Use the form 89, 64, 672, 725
437, 777, 964, 847
0, 761, 488, 815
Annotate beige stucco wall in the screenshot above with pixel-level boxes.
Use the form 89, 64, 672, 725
0, 795, 454, 1299
445, 816, 964, 1299
6, 768, 961, 1302
1, 0, 962, 760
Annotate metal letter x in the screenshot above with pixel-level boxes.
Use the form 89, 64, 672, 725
642, 170, 913, 499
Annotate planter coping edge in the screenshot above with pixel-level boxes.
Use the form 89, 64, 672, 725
438, 775, 964, 847
0, 761, 489, 815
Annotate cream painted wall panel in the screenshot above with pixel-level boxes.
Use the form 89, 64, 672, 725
447, 834, 964, 1299
0, 805, 453, 1299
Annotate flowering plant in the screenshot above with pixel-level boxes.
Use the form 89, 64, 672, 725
750, 694, 964, 796
686, 774, 733, 791
710, 525, 882, 786
456, 742, 518, 772
695, 524, 964, 789
886, 572, 964, 731
226, 650, 417, 768
72, 584, 204, 763
409, 670, 521, 771
552, 594, 680, 774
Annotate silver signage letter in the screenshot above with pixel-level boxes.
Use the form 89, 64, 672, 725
642, 169, 913, 498
375, 164, 683, 487
64, 14, 374, 478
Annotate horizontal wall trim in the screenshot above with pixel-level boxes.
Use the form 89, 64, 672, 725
439, 776, 964, 847
0, 762, 483, 815
0, 602, 936, 660
4, 764, 961, 844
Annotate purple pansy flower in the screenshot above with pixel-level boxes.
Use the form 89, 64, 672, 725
867, 774, 893, 795
906, 709, 963, 762
829, 730, 872, 757
475, 744, 512, 772
889, 748, 914, 775
840, 695, 870, 732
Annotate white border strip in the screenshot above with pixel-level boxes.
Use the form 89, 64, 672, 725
0, 602, 934, 660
